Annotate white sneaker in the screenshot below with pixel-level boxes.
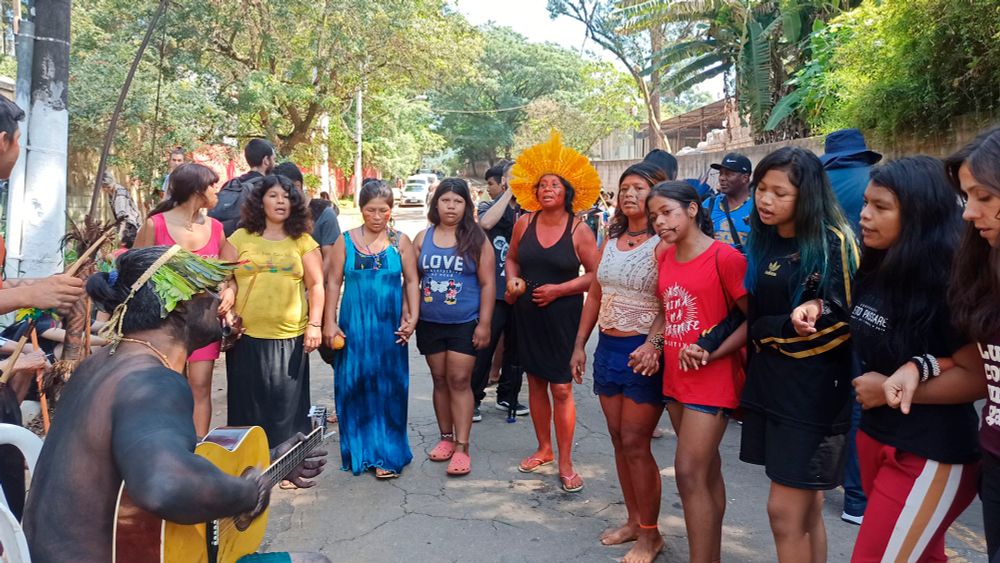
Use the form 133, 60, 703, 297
841, 511, 863, 526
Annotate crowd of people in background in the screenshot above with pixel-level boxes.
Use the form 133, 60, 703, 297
6, 80, 1000, 562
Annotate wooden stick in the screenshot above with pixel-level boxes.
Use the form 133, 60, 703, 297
0, 228, 113, 382
29, 327, 50, 433
65, 228, 114, 277
0, 321, 32, 385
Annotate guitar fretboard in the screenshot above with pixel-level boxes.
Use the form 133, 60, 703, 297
263, 427, 323, 488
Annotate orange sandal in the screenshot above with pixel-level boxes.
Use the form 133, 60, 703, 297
428, 436, 456, 461
447, 443, 471, 476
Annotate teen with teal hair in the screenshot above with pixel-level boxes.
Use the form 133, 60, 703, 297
739, 146, 859, 563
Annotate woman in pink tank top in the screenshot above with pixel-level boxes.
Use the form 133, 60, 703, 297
135, 162, 236, 436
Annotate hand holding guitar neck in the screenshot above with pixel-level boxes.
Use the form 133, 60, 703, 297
272, 431, 328, 489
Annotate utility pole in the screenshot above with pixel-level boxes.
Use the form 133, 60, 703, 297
320, 113, 331, 195
17, 0, 69, 276
4, 8, 34, 277
353, 87, 362, 206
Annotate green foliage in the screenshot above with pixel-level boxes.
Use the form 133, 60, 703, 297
513, 62, 640, 154
621, 0, 856, 141
801, 0, 1000, 138
661, 88, 716, 118
431, 25, 589, 163
363, 92, 445, 179
68, 0, 474, 191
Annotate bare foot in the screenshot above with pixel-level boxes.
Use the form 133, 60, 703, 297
600, 522, 638, 545
622, 530, 664, 563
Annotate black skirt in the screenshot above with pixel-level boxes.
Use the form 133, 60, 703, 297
225, 334, 311, 447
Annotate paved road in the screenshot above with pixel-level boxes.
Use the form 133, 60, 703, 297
212, 205, 988, 562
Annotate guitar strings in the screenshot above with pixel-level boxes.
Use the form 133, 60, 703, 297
212, 431, 325, 538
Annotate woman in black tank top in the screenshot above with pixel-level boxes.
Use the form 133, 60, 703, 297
506, 173, 600, 493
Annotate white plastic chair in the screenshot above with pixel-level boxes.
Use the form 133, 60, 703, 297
0, 423, 40, 563
0, 501, 29, 562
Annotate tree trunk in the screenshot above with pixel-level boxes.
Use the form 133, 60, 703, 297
647, 24, 666, 152
20, 0, 69, 277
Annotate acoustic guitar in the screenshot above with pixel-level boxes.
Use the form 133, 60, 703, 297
112, 406, 328, 563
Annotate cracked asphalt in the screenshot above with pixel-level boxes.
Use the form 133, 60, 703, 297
210, 205, 988, 562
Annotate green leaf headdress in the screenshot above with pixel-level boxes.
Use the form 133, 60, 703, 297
101, 245, 238, 349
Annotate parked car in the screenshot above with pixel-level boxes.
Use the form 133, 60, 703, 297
400, 179, 430, 207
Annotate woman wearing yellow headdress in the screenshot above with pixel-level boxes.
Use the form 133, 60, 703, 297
504, 130, 601, 493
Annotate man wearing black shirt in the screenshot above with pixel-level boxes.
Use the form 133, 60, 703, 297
210, 139, 276, 237
471, 161, 527, 421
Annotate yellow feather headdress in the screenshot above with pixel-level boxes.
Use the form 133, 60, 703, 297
509, 129, 602, 213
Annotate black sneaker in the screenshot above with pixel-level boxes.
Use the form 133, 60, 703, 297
472, 406, 482, 422
496, 400, 530, 416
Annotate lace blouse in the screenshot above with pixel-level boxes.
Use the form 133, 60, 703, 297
596, 236, 660, 334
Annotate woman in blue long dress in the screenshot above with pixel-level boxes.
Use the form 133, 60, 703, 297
324, 179, 421, 478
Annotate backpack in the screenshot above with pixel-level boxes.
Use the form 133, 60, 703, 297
208, 174, 265, 237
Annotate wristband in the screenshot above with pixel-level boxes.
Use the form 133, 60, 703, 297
910, 355, 930, 382
647, 333, 664, 353
925, 354, 941, 378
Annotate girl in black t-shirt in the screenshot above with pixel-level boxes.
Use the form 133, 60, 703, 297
849, 156, 980, 561
888, 127, 1000, 561
740, 147, 859, 562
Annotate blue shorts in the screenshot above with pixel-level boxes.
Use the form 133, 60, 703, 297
664, 396, 733, 417
592, 333, 663, 406
238, 554, 292, 562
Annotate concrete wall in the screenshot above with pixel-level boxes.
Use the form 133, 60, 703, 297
594, 117, 996, 190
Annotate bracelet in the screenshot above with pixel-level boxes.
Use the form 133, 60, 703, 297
308, 322, 321, 328
925, 354, 941, 378
647, 333, 665, 353
910, 355, 931, 382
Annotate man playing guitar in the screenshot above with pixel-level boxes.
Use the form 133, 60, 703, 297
21, 246, 328, 563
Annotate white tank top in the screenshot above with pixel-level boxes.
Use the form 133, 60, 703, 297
596, 236, 660, 334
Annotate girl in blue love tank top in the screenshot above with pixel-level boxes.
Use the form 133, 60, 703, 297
414, 179, 495, 477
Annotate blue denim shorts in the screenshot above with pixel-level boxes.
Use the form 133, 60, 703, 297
592, 333, 663, 406
664, 395, 733, 417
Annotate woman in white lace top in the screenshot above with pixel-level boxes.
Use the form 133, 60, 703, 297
570, 162, 668, 562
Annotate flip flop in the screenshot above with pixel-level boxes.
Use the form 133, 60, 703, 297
375, 468, 399, 480
428, 439, 456, 461
517, 456, 554, 473
447, 450, 471, 476
560, 473, 584, 493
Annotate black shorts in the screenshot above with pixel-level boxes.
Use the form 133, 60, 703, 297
739, 408, 847, 490
416, 319, 478, 357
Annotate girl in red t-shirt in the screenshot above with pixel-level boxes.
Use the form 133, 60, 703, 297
648, 181, 748, 563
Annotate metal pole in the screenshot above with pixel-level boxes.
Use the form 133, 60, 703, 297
320, 113, 330, 195
353, 87, 362, 206
19, 0, 70, 276
4, 17, 33, 276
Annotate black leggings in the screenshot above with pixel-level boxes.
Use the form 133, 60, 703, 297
982, 451, 1000, 562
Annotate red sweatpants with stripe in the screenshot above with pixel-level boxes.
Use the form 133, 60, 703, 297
851, 431, 979, 562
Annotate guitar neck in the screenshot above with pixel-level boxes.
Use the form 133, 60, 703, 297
263, 427, 323, 489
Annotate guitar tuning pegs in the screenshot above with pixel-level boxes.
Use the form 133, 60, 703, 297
309, 405, 328, 436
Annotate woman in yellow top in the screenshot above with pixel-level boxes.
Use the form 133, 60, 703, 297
221, 174, 325, 460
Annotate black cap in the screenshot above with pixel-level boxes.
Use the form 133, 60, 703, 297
711, 153, 752, 175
